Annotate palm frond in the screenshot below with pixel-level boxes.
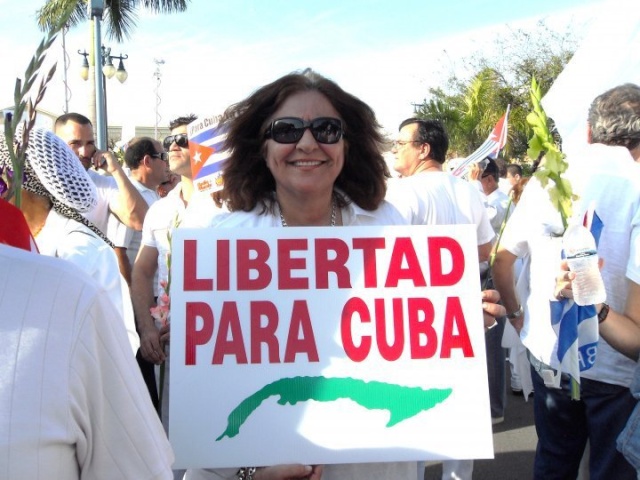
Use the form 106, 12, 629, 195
4, 3, 74, 206
140, 0, 189, 13
36, 0, 86, 31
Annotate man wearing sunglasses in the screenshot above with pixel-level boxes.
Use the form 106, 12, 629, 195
131, 114, 198, 480
108, 137, 169, 285
54, 113, 149, 235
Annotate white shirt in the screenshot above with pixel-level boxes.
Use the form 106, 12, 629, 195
108, 177, 161, 265
500, 143, 640, 387
0, 244, 173, 479
36, 209, 139, 354
385, 171, 495, 246
84, 169, 118, 234
498, 177, 512, 195
485, 187, 511, 235
141, 183, 187, 296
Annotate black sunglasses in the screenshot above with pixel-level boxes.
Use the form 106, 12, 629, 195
264, 117, 344, 144
150, 152, 169, 162
163, 133, 189, 150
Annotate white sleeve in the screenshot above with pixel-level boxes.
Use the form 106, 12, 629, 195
70, 287, 173, 479
627, 206, 640, 284
107, 212, 134, 248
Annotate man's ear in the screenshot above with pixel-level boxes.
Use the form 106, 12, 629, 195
587, 123, 593, 144
419, 142, 431, 160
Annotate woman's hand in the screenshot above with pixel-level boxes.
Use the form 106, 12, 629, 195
482, 289, 506, 330
554, 259, 575, 300
255, 464, 323, 480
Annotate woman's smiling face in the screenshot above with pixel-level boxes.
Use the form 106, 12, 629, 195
263, 90, 345, 201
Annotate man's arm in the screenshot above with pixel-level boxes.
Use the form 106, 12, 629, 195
598, 281, 640, 360
97, 150, 148, 230
114, 247, 132, 285
131, 244, 164, 364
492, 247, 522, 331
107, 212, 134, 284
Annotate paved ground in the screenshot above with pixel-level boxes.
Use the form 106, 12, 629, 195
423, 388, 538, 479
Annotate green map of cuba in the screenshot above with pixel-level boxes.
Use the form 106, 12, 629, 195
216, 376, 452, 441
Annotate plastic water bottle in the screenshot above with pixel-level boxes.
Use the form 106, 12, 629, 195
562, 223, 606, 306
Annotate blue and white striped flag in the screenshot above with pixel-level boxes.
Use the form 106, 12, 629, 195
549, 210, 604, 384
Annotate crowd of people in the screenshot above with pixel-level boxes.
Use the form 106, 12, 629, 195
1, 68, 639, 480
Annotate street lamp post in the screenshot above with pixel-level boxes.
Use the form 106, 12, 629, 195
78, 45, 128, 150
88, 0, 107, 149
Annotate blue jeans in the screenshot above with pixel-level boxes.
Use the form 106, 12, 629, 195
531, 365, 636, 479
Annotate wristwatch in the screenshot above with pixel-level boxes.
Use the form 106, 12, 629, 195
598, 303, 610, 324
506, 305, 523, 320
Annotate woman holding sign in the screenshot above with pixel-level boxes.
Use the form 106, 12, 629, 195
183, 69, 504, 480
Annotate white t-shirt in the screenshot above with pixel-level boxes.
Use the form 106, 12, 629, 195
141, 184, 186, 296
385, 171, 495, 246
84, 169, 118, 234
498, 177, 512, 195
485, 187, 511, 235
108, 177, 161, 265
183, 197, 418, 480
36, 209, 139, 354
500, 143, 640, 387
0, 244, 174, 479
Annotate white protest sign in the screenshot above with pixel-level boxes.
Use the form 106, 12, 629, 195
169, 224, 493, 468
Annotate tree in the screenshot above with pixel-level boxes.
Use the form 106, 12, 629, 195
413, 21, 578, 162
36, 0, 189, 132
37, 1, 189, 42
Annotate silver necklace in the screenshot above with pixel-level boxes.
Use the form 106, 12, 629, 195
278, 198, 337, 227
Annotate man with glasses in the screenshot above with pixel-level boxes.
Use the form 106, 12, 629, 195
387, 118, 494, 262
108, 137, 169, 284
54, 113, 148, 235
131, 115, 197, 480
386, 118, 495, 480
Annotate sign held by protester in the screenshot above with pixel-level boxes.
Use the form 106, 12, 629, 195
169, 225, 493, 468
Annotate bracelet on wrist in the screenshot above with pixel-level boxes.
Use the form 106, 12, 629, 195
506, 305, 523, 320
598, 303, 610, 324
486, 319, 499, 331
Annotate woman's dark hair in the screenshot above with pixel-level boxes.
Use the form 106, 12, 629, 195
220, 68, 389, 212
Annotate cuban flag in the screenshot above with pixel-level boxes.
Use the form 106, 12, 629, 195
451, 105, 510, 178
549, 209, 604, 387
189, 121, 229, 194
